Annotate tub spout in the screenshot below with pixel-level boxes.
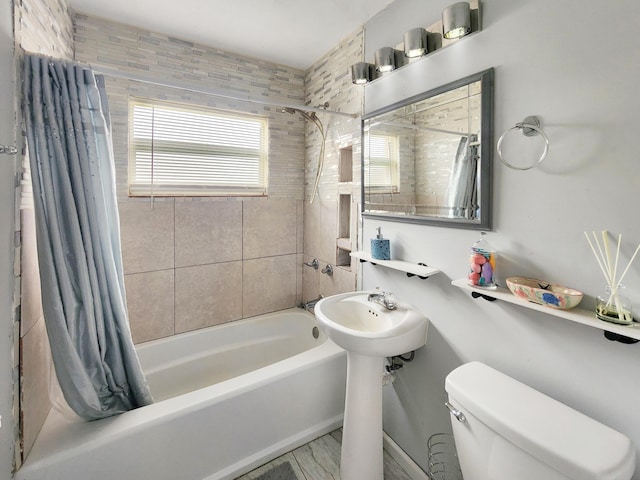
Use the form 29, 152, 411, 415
299, 295, 323, 312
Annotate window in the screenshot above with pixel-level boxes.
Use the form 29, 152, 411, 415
365, 132, 399, 192
129, 99, 268, 196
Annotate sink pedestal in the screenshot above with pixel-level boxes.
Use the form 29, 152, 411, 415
314, 291, 429, 479
340, 352, 384, 480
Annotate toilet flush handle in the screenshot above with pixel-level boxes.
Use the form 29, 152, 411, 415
445, 402, 466, 423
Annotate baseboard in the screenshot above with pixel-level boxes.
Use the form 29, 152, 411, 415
383, 432, 430, 480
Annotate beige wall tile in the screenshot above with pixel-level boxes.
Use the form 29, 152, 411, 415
302, 254, 320, 303
319, 264, 356, 298
119, 201, 174, 274
175, 262, 243, 333
175, 199, 242, 267
20, 209, 43, 337
296, 254, 303, 306
304, 199, 337, 265
21, 319, 51, 458
303, 200, 321, 260
296, 200, 304, 253
125, 270, 175, 343
243, 198, 298, 259
243, 255, 297, 318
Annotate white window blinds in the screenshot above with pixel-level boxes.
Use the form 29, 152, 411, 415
366, 132, 399, 192
129, 99, 268, 196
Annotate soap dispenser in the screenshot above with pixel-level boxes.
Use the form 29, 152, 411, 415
371, 227, 391, 260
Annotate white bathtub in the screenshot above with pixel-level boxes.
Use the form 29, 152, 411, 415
16, 308, 347, 480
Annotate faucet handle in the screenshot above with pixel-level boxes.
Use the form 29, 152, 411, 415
383, 292, 397, 309
304, 258, 319, 269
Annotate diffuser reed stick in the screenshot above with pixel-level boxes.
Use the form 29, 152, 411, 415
584, 230, 638, 324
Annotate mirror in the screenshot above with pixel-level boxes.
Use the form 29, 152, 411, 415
362, 68, 493, 229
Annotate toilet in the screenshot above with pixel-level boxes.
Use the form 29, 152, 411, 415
445, 362, 636, 480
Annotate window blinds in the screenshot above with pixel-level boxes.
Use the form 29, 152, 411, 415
366, 133, 399, 191
129, 99, 268, 196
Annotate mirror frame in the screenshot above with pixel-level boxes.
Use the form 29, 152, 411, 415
361, 68, 494, 230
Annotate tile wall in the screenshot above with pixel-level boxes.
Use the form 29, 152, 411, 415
119, 197, 304, 343
301, 29, 364, 301
74, 14, 310, 343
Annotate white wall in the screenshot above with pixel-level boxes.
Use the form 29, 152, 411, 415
363, 0, 640, 476
0, 0, 17, 475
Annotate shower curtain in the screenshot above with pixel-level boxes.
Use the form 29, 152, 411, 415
446, 134, 479, 220
22, 55, 153, 420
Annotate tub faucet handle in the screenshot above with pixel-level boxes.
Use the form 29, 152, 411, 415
304, 258, 319, 269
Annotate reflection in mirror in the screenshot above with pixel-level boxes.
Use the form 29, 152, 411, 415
363, 68, 493, 229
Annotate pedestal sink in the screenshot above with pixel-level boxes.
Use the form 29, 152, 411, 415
314, 291, 429, 480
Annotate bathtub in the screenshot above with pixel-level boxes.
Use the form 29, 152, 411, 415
16, 308, 347, 480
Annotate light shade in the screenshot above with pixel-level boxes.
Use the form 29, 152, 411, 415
351, 62, 374, 84
404, 28, 428, 58
442, 2, 472, 39
374, 47, 397, 72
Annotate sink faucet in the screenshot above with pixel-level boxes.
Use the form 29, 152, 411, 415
367, 290, 398, 310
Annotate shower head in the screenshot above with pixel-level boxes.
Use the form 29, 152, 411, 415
279, 105, 327, 205
282, 107, 319, 124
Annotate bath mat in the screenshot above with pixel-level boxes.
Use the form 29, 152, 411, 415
254, 461, 298, 480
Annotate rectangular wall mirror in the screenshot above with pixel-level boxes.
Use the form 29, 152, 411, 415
362, 68, 494, 229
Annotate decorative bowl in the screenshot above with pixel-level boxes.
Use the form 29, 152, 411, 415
506, 277, 583, 310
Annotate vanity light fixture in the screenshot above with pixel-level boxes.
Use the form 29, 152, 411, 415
351, 62, 375, 84
349, 0, 480, 86
374, 47, 397, 72
404, 27, 428, 58
442, 2, 472, 39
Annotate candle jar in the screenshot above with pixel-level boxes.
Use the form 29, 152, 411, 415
596, 284, 633, 325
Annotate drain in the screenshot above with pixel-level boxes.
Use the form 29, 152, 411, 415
312, 326, 320, 339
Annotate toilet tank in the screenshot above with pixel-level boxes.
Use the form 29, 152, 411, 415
445, 362, 635, 480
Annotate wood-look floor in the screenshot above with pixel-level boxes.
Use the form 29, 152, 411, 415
235, 429, 414, 480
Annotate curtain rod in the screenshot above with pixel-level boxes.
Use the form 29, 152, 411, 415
92, 65, 359, 119
367, 119, 472, 136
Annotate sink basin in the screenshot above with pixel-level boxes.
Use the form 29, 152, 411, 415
314, 291, 429, 357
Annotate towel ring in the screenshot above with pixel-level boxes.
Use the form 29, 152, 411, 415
496, 116, 549, 170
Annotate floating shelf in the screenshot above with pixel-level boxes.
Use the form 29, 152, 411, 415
351, 251, 440, 279
451, 278, 640, 343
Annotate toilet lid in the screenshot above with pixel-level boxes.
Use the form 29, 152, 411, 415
445, 362, 636, 480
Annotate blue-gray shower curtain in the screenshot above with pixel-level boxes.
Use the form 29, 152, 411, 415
22, 55, 153, 420
447, 134, 479, 219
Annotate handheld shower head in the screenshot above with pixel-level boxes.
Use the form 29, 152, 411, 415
280, 105, 326, 205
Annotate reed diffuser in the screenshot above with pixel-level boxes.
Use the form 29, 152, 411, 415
584, 231, 640, 325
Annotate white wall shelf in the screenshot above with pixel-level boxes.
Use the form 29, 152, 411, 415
351, 251, 440, 279
451, 278, 640, 343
